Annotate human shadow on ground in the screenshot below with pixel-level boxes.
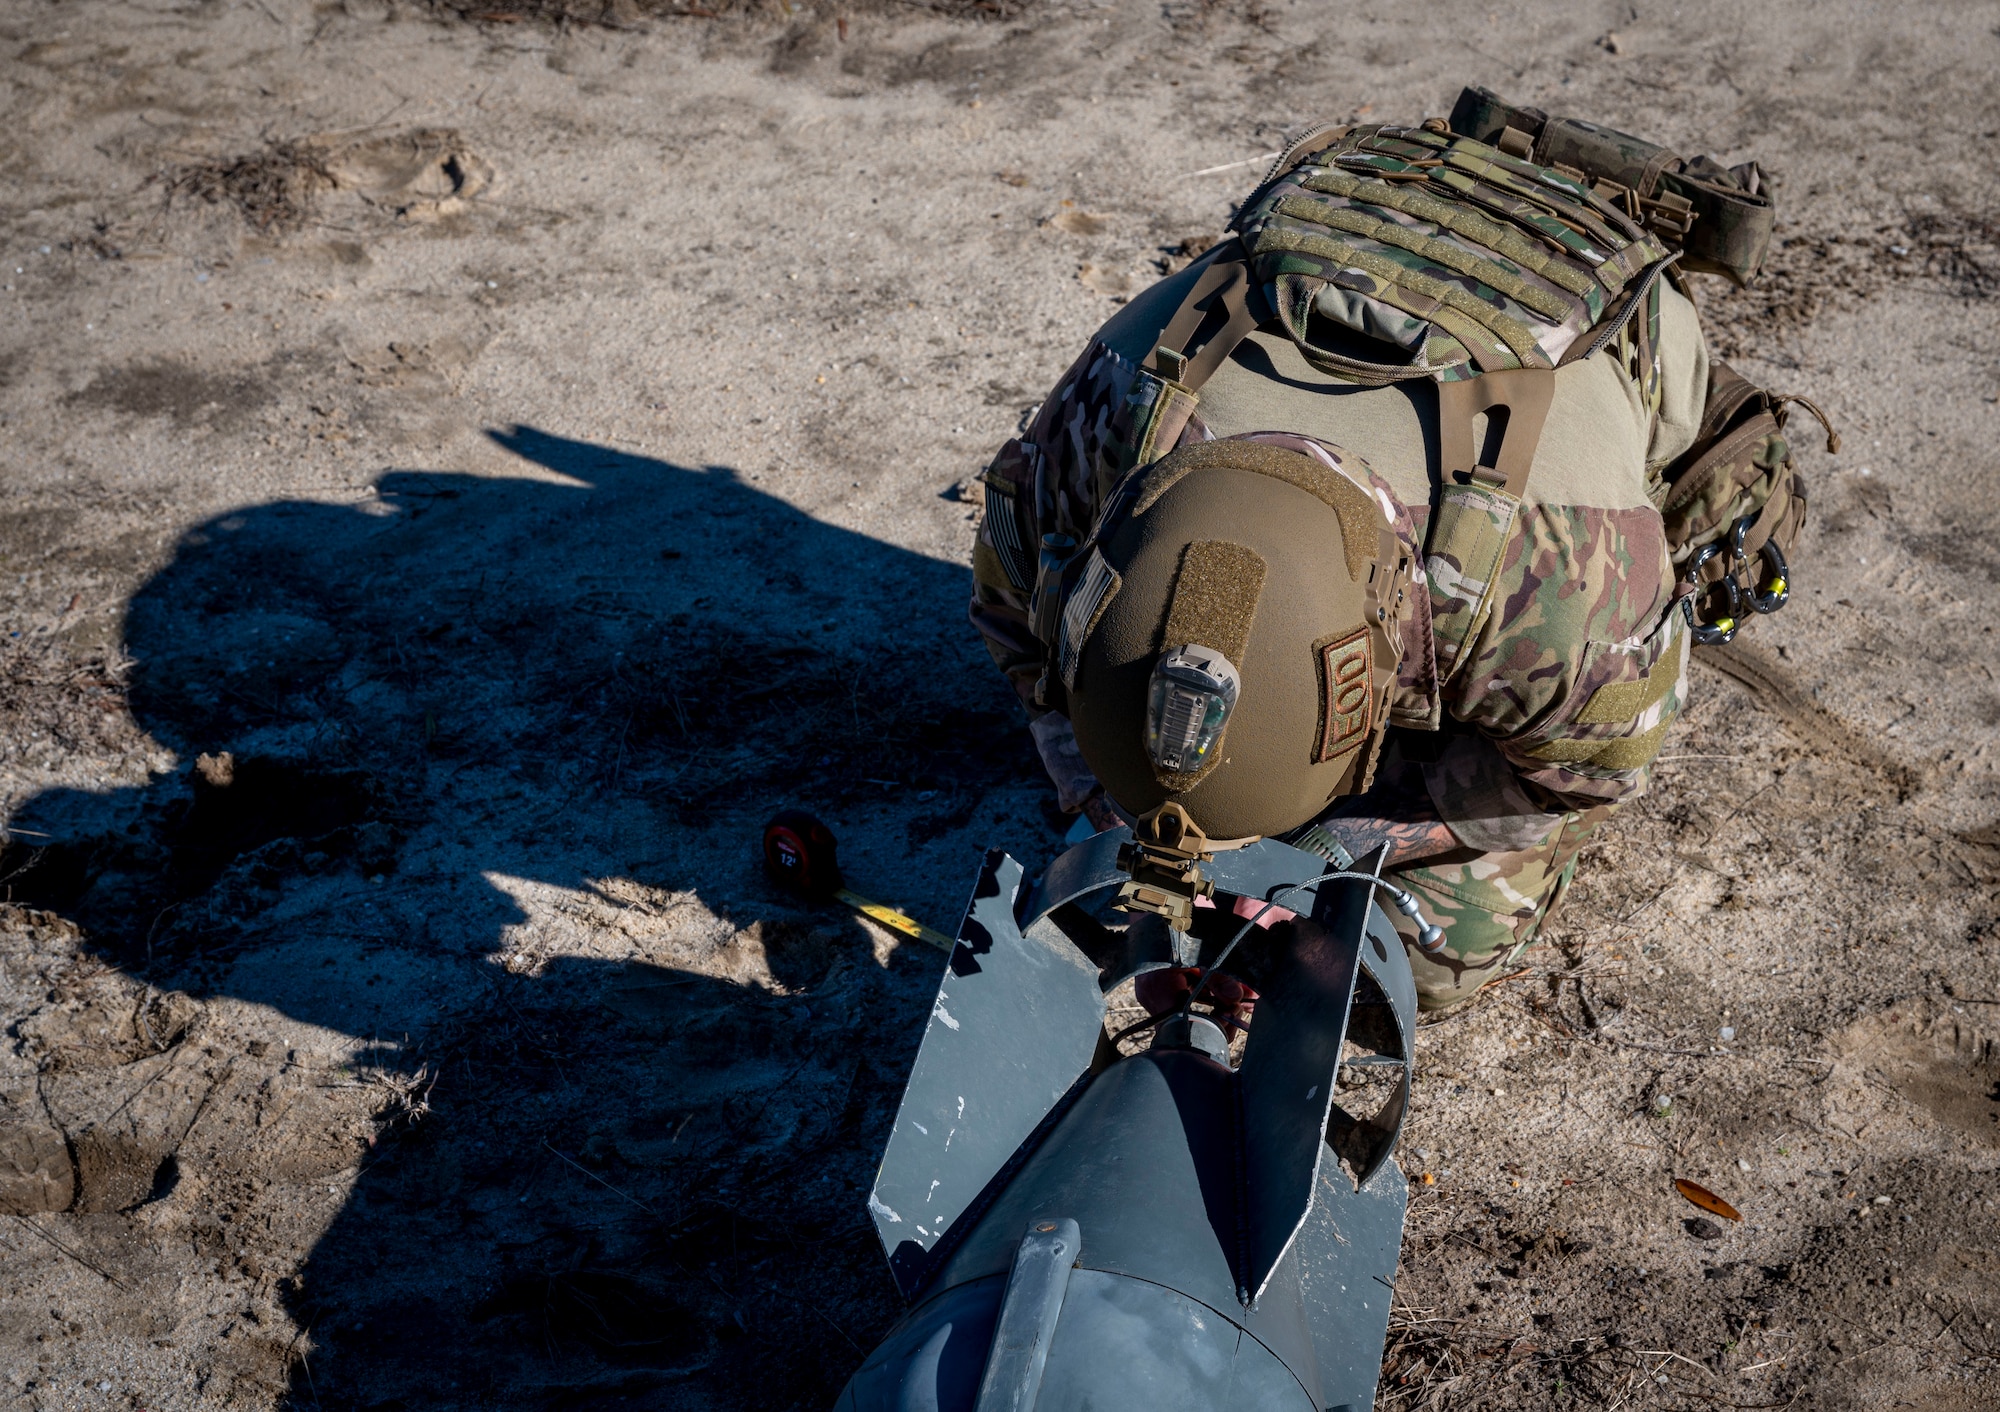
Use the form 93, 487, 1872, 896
5, 427, 1042, 1409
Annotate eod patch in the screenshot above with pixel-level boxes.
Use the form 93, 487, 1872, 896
1314, 628, 1372, 762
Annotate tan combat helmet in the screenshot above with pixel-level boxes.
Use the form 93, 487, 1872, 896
1060, 436, 1410, 846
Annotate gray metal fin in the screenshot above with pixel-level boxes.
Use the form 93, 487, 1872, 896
1230, 847, 1378, 1306
972, 1218, 1080, 1412
1294, 1156, 1408, 1411
870, 851, 1106, 1298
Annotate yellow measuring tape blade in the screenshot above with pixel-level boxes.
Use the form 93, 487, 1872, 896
836, 889, 955, 953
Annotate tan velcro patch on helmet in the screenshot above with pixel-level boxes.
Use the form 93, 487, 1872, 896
1162, 540, 1266, 665
1314, 627, 1373, 762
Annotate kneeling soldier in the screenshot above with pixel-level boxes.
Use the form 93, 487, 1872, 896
970, 91, 1830, 1010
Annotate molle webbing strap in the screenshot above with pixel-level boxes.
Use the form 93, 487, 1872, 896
1235, 125, 1670, 382
1425, 167, 1640, 284
1267, 195, 1582, 323
1437, 150, 1641, 251
1298, 168, 1602, 300
1251, 226, 1553, 368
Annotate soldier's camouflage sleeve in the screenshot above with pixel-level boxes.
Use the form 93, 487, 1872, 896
970, 337, 1203, 710
1432, 300, 1710, 823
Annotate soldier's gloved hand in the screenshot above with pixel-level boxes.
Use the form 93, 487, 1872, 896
1134, 966, 1259, 1038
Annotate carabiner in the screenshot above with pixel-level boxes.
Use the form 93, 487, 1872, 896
1728, 511, 1757, 561
1728, 511, 1791, 616
1748, 538, 1789, 615
1683, 539, 1744, 646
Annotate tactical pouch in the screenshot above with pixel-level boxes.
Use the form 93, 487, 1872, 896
1656, 360, 1838, 644
1449, 86, 1775, 289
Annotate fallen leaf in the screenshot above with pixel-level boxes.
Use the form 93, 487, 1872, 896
1673, 1177, 1742, 1222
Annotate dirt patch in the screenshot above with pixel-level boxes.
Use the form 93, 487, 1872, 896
1830, 1011, 2000, 1144
155, 129, 490, 234
1907, 208, 2000, 300
1697, 206, 2000, 360
422, 0, 1028, 30
0, 753, 384, 963
157, 139, 335, 234
61, 361, 272, 429
322, 129, 493, 222
4, 2, 2000, 1409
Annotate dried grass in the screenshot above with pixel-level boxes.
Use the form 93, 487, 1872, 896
156, 139, 337, 234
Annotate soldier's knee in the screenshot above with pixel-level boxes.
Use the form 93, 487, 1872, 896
1386, 901, 1531, 1012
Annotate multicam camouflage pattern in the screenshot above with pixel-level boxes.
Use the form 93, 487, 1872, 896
1388, 804, 1608, 1010
972, 344, 1687, 1006
1442, 497, 1686, 806
1649, 359, 1831, 639
968, 115, 1733, 1011
1663, 422, 1793, 560
974, 343, 1688, 805
1450, 85, 1777, 290
1234, 125, 1672, 380
1421, 477, 1520, 681
973, 338, 1209, 709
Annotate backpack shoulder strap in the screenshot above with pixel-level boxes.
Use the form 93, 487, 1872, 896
1420, 368, 1556, 684
1141, 241, 1263, 393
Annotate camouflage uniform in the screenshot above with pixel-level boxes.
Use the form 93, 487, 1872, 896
971, 250, 1714, 1009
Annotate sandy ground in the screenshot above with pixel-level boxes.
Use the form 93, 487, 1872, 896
1, 0, 1998, 1407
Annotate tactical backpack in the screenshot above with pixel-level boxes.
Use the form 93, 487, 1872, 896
1114, 87, 1829, 655
1449, 87, 1836, 644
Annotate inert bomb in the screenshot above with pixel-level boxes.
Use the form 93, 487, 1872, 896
837, 828, 1417, 1411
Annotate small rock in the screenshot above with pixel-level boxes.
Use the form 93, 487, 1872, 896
1737, 1158, 1751, 1172
1872, 1195, 1892, 1206
1652, 1094, 1672, 1113
1683, 1216, 1724, 1240
1719, 1026, 1736, 1041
